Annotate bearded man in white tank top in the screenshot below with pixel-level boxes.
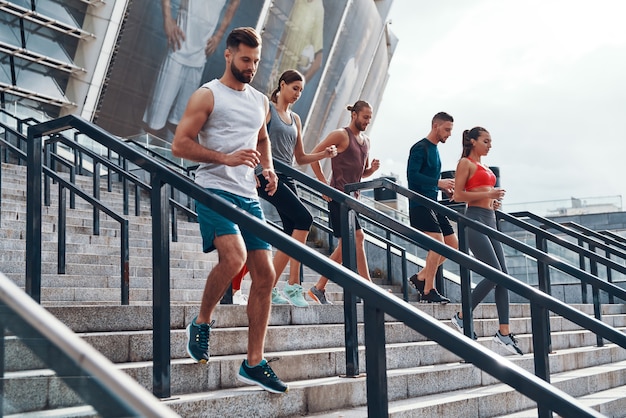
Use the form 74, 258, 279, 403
171, 27, 288, 394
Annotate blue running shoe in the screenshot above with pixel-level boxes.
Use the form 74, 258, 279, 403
186, 316, 215, 363
237, 358, 289, 393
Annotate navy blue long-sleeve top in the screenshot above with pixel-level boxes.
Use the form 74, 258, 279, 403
407, 138, 440, 208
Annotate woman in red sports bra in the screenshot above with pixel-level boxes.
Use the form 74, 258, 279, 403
450, 127, 523, 355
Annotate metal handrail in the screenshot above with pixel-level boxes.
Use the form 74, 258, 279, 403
562, 221, 626, 253
23, 115, 607, 417
45, 133, 151, 217
510, 211, 626, 266
345, 178, 626, 303
293, 178, 409, 296
502, 211, 626, 310
42, 164, 131, 304
0, 272, 179, 417
343, 177, 626, 416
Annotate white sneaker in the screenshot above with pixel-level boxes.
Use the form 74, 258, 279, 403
233, 290, 248, 305
493, 331, 523, 355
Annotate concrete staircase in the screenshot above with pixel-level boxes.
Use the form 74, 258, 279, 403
2, 161, 626, 417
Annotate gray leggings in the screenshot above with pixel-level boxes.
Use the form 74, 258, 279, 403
466, 206, 510, 325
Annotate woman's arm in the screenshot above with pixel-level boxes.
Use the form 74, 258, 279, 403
292, 113, 336, 165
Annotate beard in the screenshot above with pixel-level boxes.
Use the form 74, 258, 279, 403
355, 120, 367, 132
231, 61, 254, 84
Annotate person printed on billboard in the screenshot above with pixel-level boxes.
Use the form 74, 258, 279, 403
268, 0, 324, 96
142, 0, 240, 142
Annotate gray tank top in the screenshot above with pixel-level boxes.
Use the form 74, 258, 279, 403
194, 79, 267, 198
255, 103, 298, 175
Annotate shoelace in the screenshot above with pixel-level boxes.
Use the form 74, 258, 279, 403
507, 333, 519, 344
196, 320, 215, 350
261, 358, 281, 380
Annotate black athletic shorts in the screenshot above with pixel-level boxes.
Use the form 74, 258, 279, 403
409, 205, 455, 236
328, 199, 361, 238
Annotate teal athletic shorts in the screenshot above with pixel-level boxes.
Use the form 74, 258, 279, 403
195, 189, 271, 253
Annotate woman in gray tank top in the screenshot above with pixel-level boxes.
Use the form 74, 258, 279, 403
231, 70, 337, 307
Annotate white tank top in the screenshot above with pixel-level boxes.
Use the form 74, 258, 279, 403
171, 0, 227, 68
194, 79, 267, 198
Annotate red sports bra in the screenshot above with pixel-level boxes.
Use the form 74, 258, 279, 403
464, 158, 496, 190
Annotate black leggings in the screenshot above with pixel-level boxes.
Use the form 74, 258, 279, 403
466, 206, 510, 325
257, 173, 313, 235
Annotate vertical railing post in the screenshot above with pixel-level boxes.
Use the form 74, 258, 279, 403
151, 173, 171, 398
43, 142, 51, 206
531, 302, 553, 418
605, 249, 614, 304
401, 250, 408, 301
69, 164, 76, 209
93, 161, 100, 234
535, 235, 553, 352
340, 201, 359, 377
58, 185, 66, 274
364, 303, 388, 417
170, 185, 178, 242
577, 238, 588, 303
135, 183, 141, 216
26, 126, 42, 303
588, 244, 604, 347
121, 219, 130, 306
107, 148, 113, 192
458, 220, 475, 340
386, 229, 392, 284
122, 159, 129, 216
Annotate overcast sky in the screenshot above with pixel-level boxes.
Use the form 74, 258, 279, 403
369, 0, 626, 209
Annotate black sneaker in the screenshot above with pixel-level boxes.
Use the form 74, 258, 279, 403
408, 274, 425, 299
237, 358, 289, 393
186, 316, 215, 363
420, 289, 450, 304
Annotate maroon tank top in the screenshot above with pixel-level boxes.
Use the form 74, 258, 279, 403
330, 128, 369, 194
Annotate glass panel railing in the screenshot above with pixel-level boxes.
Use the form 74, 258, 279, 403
125, 133, 195, 171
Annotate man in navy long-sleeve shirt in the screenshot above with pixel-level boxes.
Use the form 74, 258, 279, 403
406, 112, 458, 303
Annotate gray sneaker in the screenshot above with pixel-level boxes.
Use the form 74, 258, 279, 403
308, 286, 332, 305
451, 312, 477, 340
493, 331, 523, 355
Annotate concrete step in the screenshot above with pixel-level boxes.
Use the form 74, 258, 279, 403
499, 385, 626, 417
5, 343, 626, 416
4, 303, 624, 370
3, 160, 626, 416
307, 358, 626, 417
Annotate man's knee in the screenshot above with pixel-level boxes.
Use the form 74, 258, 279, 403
214, 235, 247, 271
247, 250, 275, 284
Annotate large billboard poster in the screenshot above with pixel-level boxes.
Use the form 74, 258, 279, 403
94, 0, 265, 140
304, 0, 384, 151
251, 0, 349, 124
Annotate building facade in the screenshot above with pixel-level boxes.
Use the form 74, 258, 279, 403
1, 0, 397, 153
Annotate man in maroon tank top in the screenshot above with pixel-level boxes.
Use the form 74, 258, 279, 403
307, 100, 380, 304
